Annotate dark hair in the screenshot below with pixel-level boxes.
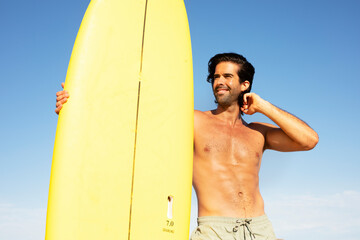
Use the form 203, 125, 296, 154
207, 53, 255, 114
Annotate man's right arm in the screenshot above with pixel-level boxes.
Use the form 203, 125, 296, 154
55, 82, 69, 114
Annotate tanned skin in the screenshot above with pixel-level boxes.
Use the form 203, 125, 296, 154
194, 62, 318, 218
55, 61, 319, 219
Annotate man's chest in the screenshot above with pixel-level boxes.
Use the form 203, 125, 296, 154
195, 123, 265, 162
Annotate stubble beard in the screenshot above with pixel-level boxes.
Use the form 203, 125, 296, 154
215, 92, 234, 107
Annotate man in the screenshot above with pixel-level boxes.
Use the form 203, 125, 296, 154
55, 53, 319, 240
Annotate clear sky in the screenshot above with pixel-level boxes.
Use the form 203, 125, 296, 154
1, 0, 359, 239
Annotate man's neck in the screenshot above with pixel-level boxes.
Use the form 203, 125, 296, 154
211, 104, 244, 127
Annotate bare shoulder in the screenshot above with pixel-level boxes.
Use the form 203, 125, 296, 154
194, 109, 212, 121
194, 109, 206, 117
194, 110, 214, 129
247, 121, 278, 135
194, 109, 212, 116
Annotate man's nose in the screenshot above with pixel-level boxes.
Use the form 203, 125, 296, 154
218, 75, 226, 84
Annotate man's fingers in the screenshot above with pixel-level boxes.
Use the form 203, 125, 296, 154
56, 94, 69, 101
56, 91, 69, 99
55, 83, 67, 115
56, 95, 68, 102
55, 98, 67, 114
56, 98, 68, 108
56, 90, 68, 96
243, 93, 250, 104
55, 107, 62, 115
242, 108, 255, 115
55, 105, 62, 115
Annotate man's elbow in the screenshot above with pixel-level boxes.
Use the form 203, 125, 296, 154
303, 133, 319, 150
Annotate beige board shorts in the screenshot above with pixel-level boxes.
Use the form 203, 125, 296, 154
190, 215, 276, 240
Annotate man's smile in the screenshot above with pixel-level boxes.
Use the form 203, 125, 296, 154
215, 86, 230, 94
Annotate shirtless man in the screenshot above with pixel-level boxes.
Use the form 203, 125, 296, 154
55, 53, 319, 240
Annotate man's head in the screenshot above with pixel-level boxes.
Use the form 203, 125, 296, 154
207, 53, 255, 114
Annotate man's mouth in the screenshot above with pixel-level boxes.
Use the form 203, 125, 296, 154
215, 86, 229, 94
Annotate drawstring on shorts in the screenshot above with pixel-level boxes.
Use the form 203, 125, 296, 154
232, 219, 256, 240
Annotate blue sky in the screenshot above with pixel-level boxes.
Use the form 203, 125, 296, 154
1, 0, 359, 239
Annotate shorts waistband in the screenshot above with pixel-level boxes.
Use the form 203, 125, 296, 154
197, 215, 269, 225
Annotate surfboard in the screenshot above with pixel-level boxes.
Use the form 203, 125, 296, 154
45, 0, 193, 239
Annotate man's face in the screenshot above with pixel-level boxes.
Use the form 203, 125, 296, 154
213, 61, 242, 106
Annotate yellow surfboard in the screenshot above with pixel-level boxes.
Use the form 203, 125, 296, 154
45, 0, 193, 239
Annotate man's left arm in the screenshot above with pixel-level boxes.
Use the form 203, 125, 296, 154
242, 93, 319, 152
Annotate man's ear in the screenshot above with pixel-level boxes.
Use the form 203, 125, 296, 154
241, 80, 250, 92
